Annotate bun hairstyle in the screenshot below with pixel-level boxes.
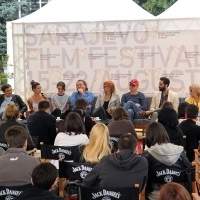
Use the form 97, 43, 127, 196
30, 80, 40, 91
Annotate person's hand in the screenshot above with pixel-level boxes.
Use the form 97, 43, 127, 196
18, 112, 22, 118
91, 117, 96, 121
77, 88, 84, 94
42, 93, 48, 100
86, 105, 92, 109
135, 103, 140, 107
106, 108, 111, 114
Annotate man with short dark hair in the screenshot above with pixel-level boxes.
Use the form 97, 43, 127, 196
178, 104, 200, 162
150, 77, 179, 111
0, 84, 27, 119
82, 134, 148, 192
0, 125, 40, 186
74, 98, 96, 136
27, 100, 57, 149
15, 163, 64, 200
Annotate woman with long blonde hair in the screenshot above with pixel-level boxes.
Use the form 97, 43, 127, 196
73, 123, 111, 164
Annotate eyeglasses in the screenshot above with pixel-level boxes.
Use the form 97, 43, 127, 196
129, 84, 136, 87
103, 86, 108, 88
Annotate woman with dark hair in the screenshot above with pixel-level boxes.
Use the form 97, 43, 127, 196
70, 80, 94, 115
159, 182, 191, 200
142, 122, 191, 200
27, 80, 47, 113
51, 81, 71, 119
178, 102, 189, 123
93, 81, 120, 120
158, 107, 183, 145
107, 107, 137, 139
0, 103, 35, 150
51, 112, 89, 168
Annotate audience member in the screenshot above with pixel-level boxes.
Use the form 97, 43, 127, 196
158, 107, 183, 145
27, 80, 48, 113
178, 102, 189, 123
27, 100, 57, 149
0, 125, 40, 186
178, 104, 200, 162
107, 107, 137, 139
93, 81, 120, 120
150, 77, 179, 112
142, 122, 191, 200
51, 112, 89, 168
185, 84, 200, 110
0, 147, 5, 156
51, 81, 71, 119
73, 123, 111, 163
82, 134, 148, 192
15, 163, 64, 200
0, 103, 35, 150
70, 80, 94, 115
121, 79, 147, 121
0, 83, 27, 120
74, 98, 96, 136
158, 182, 191, 200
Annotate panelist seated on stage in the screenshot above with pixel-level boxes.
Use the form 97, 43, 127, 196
27, 100, 57, 149
70, 80, 94, 115
0, 103, 35, 150
93, 81, 120, 120
0, 125, 40, 186
121, 79, 147, 121
0, 83, 27, 120
51, 81, 71, 119
27, 80, 48, 113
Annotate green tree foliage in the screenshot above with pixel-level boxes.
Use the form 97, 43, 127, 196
133, 0, 177, 16
0, 0, 39, 56
0, 0, 22, 55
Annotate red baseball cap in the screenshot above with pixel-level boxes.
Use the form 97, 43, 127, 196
129, 79, 139, 86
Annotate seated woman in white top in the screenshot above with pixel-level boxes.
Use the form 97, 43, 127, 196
93, 81, 120, 120
51, 81, 71, 119
27, 80, 47, 113
51, 112, 89, 169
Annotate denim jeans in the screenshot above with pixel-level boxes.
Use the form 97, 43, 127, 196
123, 101, 143, 121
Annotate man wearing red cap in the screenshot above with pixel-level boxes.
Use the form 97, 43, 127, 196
121, 79, 147, 121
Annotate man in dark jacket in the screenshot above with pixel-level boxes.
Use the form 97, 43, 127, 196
15, 163, 64, 200
82, 134, 148, 192
0, 84, 27, 119
178, 104, 200, 162
27, 100, 57, 149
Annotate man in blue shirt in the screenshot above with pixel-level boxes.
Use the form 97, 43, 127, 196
70, 80, 94, 115
121, 79, 147, 121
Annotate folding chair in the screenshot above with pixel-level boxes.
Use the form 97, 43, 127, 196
110, 135, 120, 152
40, 143, 78, 162
80, 184, 140, 200
0, 141, 8, 151
59, 161, 95, 198
0, 184, 32, 200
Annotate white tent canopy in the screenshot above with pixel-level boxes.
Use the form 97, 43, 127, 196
7, 0, 156, 98
157, 0, 200, 30
13, 0, 155, 23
